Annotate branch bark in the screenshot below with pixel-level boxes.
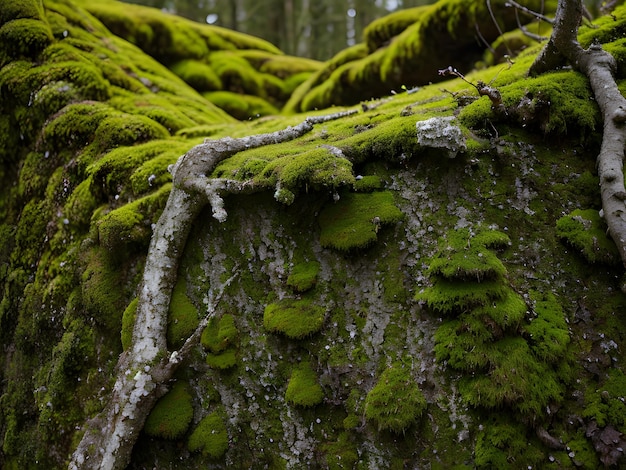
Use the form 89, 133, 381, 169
530, 0, 626, 275
69, 111, 356, 470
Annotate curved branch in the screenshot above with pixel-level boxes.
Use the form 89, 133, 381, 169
69, 110, 356, 470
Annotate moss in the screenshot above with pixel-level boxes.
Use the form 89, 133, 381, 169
363, 6, 426, 52
0, 18, 53, 63
583, 368, 626, 429
353, 175, 382, 192
322, 432, 359, 470
524, 291, 570, 363
263, 297, 325, 339
96, 184, 170, 254
474, 414, 544, 468
285, 360, 324, 408
10, 198, 51, 269
167, 277, 199, 350
144, 382, 194, 440
556, 208, 619, 265
80, 246, 125, 332
187, 411, 229, 458
460, 70, 598, 136
204, 91, 279, 120
201, 314, 239, 370
364, 362, 427, 433
318, 191, 403, 251
170, 59, 222, 92
63, 177, 100, 230
286, 261, 320, 293
121, 297, 138, 351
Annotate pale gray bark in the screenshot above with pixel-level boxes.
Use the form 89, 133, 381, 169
530, 0, 626, 274
69, 111, 355, 470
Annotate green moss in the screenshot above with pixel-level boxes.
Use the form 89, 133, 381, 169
460, 70, 598, 136
121, 297, 138, 351
204, 91, 279, 120
363, 6, 426, 52
556, 208, 619, 264
353, 175, 382, 192
144, 382, 194, 440
318, 191, 403, 251
170, 59, 222, 92
80, 246, 125, 332
96, 184, 170, 254
285, 360, 324, 408
11, 198, 51, 269
322, 432, 359, 470
263, 297, 325, 339
474, 414, 544, 468
364, 362, 426, 433
286, 261, 320, 293
167, 277, 199, 350
583, 368, 626, 429
201, 314, 239, 369
188, 411, 229, 458
0, 18, 53, 63
416, 278, 510, 314
524, 291, 570, 363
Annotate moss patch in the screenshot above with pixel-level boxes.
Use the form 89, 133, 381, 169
263, 297, 325, 339
285, 360, 324, 407
187, 411, 229, 458
144, 382, 194, 440
167, 278, 199, 349
556, 208, 619, 265
286, 261, 320, 293
364, 362, 427, 433
318, 190, 403, 251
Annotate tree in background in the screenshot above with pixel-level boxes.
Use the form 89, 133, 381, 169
121, 0, 436, 59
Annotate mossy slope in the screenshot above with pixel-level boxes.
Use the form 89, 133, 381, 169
1, 1, 626, 469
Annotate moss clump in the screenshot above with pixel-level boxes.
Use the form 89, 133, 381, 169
318, 191, 403, 251
583, 368, 626, 430
144, 382, 194, 440
204, 90, 278, 120
556, 208, 619, 264
167, 278, 199, 349
80, 246, 125, 332
474, 414, 544, 468
170, 59, 222, 92
187, 411, 229, 458
201, 314, 239, 370
264, 297, 325, 339
364, 362, 426, 433
286, 261, 320, 293
285, 361, 324, 408
353, 175, 382, 192
423, 228, 572, 419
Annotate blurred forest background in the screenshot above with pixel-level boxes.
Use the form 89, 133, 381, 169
120, 0, 437, 59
